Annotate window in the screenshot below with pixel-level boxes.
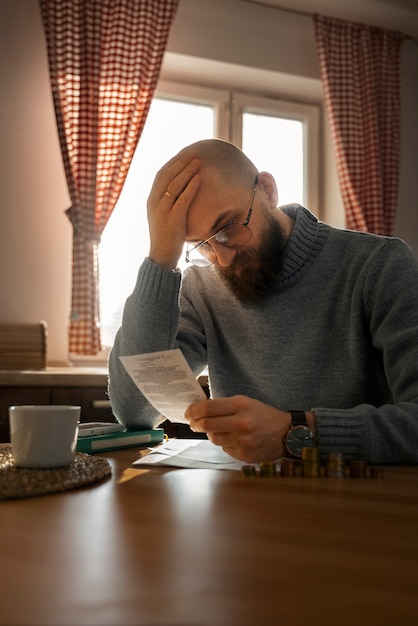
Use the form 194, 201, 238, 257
231, 93, 319, 210
98, 82, 319, 348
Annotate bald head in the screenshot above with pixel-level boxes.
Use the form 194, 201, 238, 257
179, 139, 258, 188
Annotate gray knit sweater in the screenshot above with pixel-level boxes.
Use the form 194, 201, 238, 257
108, 205, 418, 464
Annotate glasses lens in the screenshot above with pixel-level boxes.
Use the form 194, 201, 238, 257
215, 222, 252, 247
186, 243, 215, 267
186, 223, 253, 267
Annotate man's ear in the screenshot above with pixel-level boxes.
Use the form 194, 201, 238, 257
257, 171, 278, 208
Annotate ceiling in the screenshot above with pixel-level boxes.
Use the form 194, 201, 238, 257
240, 0, 418, 37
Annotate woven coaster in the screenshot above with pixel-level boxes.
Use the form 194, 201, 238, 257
0, 445, 112, 501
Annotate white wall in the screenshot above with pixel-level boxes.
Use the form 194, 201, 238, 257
0, 0, 71, 364
0, 0, 417, 363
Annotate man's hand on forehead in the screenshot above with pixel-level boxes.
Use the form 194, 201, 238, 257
147, 156, 201, 270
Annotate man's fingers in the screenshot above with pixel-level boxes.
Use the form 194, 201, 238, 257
153, 156, 200, 200
186, 396, 247, 421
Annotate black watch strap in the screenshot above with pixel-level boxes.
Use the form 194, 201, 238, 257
290, 410, 307, 427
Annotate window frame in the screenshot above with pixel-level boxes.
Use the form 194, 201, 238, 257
157, 80, 230, 139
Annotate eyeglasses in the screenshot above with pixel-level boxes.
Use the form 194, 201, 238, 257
185, 176, 258, 267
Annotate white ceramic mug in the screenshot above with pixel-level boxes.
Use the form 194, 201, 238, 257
9, 405, 81, 468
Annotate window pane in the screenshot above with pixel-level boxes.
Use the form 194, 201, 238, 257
98, 98, 215, 347
242, 112, 304, 206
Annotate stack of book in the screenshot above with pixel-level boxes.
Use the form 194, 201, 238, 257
0, 321, 47, 369
77, 427, 165, 453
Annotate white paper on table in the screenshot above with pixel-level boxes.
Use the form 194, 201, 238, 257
119, 349, 207, 423
133, 439, 246, 471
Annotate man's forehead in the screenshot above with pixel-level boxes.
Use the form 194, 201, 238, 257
186, 178, 238, 243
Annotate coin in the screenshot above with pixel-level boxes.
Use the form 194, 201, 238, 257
259, 462, 277, 477
280, 458, 296, 477
326, 452, 345, 478
302, 446, 320, 477
241, 464, 257, 477
301, 447, 320, 461
349, 460, 367, 478
302, 462, 320, 477
369, 466, 384, 478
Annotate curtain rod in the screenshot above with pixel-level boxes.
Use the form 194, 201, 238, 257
239, 0, 418, 43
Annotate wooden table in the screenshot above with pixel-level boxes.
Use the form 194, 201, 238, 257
1, 449, 418, 626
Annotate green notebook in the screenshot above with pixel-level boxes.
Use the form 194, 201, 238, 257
76, 428, 165, 454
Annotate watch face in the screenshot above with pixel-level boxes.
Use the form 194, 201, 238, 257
285, 425, 314, 457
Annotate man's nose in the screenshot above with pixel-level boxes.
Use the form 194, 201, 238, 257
213, 245, 237, 267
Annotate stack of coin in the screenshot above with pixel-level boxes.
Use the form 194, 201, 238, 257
326, 452, 345, 478
369, 466, 384, 478
301, 447, 320, 477
280, 458, 296, 477
349, 460, 367, 478
241, 464, 257, 477
259, 462, 277, 477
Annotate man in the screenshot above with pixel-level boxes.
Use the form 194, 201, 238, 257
108, 139, 418, 464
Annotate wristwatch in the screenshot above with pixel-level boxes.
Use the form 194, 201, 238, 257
283, 410, 315, 458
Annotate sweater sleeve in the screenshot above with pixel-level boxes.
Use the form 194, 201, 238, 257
108, 258, 183, 429
314, 239, 418, 464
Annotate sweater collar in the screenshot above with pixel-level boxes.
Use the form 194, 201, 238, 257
278, 204, 327, 286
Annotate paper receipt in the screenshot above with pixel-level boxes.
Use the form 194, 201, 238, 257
119, 349, 207, 423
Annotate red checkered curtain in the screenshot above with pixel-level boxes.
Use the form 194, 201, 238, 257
39, 0, 179, 354
314, 14, 405, 235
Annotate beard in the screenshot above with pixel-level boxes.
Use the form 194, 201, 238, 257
215, 213, 287, 305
